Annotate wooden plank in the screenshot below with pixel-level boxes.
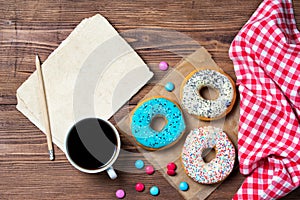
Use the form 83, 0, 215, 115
0, 0, 263, 105
1, 0, 300, 199
0, 105, 180, 199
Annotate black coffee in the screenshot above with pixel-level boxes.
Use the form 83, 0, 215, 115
66, 118, 118, 170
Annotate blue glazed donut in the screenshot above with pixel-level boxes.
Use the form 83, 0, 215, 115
131, 97, 186, 150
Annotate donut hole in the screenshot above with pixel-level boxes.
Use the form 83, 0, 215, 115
199, 86, 219, 100
150, 115, 167, 132
202, 147, 216, 163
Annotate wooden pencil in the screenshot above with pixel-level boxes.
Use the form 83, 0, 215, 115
35, 54, 54, 161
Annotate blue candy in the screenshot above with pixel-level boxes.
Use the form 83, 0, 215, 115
165, 82, 175, 92
179, 182, 189, 191
135, 160, 144, 169
150, 186, 160, 196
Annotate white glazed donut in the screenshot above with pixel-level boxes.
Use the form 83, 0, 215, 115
180, 69, 236, 121
181, 126, 235, 184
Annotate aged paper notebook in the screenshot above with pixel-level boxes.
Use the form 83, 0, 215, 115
16, 14, 153, 151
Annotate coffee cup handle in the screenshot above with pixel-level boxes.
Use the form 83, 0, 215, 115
106, 166, 117, 179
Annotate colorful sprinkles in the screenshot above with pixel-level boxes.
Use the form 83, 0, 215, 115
181, 126, 235, 184
181, 69, 234, 119
131, 97, 186, 149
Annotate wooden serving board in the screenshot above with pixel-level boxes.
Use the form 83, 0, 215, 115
117, 47, 239, 200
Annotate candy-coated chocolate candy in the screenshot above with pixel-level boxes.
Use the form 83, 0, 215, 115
116, 189, 126, 199
150, 186, 160, 196
146, 165, 155, 175
159, 61, 169, 71
135, 159, 144, 169
167, 169, 176, 176
167, 162, 177, 170
135, 183, 145, 192
179, 182, 189, 191
165, 82, 175, 92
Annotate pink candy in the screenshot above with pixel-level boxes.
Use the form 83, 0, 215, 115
159, 61, 169, 71
115, 189, 125, 199
135, 183, 145, 192
145, 165, 155, 175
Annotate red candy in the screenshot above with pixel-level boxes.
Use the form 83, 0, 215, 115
135, 183, 145, 192
167, 169, 176, 176
166, 162, 177, 176
145, 165, 155, 175
167, 162, 177, 170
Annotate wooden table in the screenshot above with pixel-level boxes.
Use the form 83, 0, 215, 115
1, 0, 299, 199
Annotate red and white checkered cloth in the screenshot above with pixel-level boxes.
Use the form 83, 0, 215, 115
229, 0, 300, 199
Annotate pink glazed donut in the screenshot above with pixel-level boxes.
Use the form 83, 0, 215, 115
181, 126, 235, 184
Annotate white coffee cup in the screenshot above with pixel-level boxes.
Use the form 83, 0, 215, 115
64, 118, 121, 179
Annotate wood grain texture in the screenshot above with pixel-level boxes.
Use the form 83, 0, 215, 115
1, 0, 300, 199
